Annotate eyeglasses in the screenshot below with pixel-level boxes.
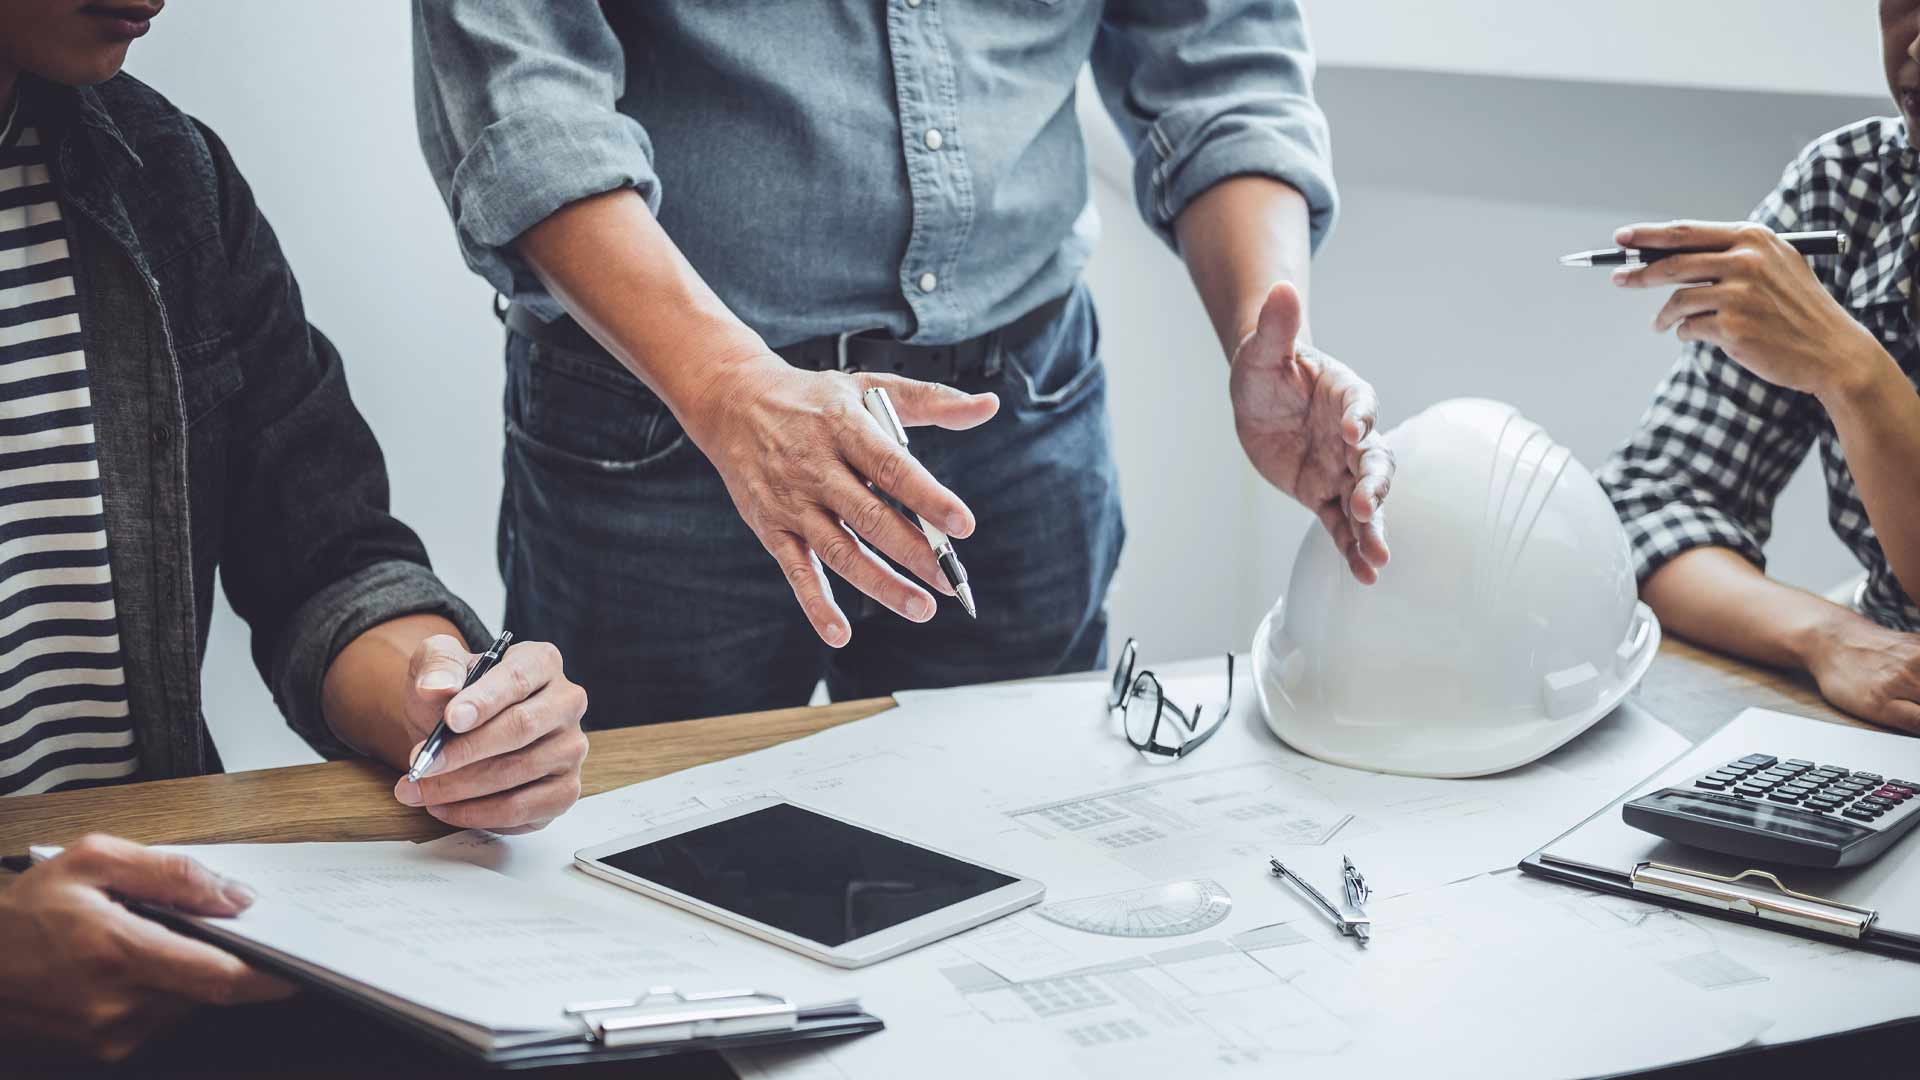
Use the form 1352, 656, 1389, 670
1107, 638, 1235, 762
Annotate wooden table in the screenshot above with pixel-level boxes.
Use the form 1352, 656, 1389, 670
0, 636, 1863, 854
0, 636, 1896, 1078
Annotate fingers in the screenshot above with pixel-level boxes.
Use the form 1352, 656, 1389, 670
767, 532, 850, 647
1877, 699, 1920, 735
820, 476, 953, 596
402, 696, 589, 803
1345, 442, 1393, 574
1613, 220, 1752, 252
438, 641, 560, 736
57, 835, 256, 916
111, 911, 295, 1006
861, 373, 1000, 433
1651, 283, 1734, 334
1335, 377, 1377, 447
1609, 251, 1738, 290
1314, 503, 1377, 585
801, 510, 935, 624
1673, 313, 1725, 348
835, 404, 977, 539
409, 633, 474, 695
425, 773, 583, 832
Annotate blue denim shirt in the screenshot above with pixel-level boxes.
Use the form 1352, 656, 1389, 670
412, 0, 1337, 348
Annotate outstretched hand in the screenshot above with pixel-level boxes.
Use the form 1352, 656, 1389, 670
1229, 282, 1393, 583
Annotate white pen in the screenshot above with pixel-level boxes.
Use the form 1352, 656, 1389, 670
861, 387, 976, 619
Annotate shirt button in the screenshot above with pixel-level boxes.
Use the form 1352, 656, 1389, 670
906, 0, 921, 7
923, 128, 944, 151
917, 272, 938, 293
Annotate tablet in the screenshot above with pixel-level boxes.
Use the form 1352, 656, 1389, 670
575, 798, 1044, 968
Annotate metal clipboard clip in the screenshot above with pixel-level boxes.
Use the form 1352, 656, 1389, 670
564, 987, 798, 1048
1629, 862, 1879, 940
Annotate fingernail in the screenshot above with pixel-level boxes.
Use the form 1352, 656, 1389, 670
908, 595, 934, 621
946, 514, 968, 536
1615, 227, 1634, 244
448, 702, 479, 732
395, 778, 423, 806
419, 669, 460, 691
826, 624, 849, 648
222, 879, 258, 909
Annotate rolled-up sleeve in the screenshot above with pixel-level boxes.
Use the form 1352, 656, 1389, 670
274, 561, 490, 760
412, 0, 657, 317
1091, 0, 1338, 253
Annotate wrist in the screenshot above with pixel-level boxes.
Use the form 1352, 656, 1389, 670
670, 339, 786, 450
1813, 334, 1901, 412
1788, 602, 1876, 674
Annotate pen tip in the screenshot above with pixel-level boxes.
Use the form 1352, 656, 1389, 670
956, 583, 977, 619
1557, 254, 1584, 267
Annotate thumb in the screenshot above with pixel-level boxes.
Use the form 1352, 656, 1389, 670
862, 373, 999, 431
59, 835, 257, 916
411, 634, 474, 696
1241, 281, 1305, 368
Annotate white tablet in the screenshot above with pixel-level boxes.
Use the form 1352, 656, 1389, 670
574, 798, 1043, 968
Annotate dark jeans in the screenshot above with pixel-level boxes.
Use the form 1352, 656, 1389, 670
497, 286, 1125, 728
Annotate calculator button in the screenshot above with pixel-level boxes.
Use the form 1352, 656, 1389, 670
1810, 767, 1846, 777
1858, 799, 1895, 813
1844, 808, 1878, 821
1695, 778, 1730, 790
1890, 779, 1918, 789
1873, 787, 1908, 801
1706, 770, 1742, 783
1767, 793, 1803, 804
1784, 758, 1816, 769
1804, 804, 1837, 813
1738, 754, 1778, 768
1854, 772, 1885, 783
1734, 783, 1768, 797
1782, 782, 1818, 795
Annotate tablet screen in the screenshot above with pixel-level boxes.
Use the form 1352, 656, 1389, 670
596, 803, 1017, 946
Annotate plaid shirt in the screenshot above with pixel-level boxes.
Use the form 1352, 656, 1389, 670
1598, 117, 1920, 633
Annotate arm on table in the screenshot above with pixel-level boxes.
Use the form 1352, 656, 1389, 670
1645, 548, 1920, 733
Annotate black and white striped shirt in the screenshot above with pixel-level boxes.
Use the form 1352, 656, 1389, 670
0, 103, 134, 795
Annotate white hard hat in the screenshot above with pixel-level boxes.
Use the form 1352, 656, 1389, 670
1253, 398, 1659, 778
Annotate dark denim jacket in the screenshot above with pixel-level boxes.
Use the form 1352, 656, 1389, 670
27, 74, 487, 780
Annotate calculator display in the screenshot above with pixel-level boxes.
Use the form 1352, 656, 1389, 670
1645, 789, 1874, 845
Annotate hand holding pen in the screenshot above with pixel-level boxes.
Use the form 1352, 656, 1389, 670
391, 630, 590, 832
1579, 223, 1889, 402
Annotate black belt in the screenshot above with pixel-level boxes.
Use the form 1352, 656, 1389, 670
501, 293, 1068, 386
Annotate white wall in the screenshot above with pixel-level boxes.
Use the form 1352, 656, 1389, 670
125, 5, 1886, 771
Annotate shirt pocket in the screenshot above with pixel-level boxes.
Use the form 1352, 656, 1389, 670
505, 337, 688, 473
177, 335, 245, 428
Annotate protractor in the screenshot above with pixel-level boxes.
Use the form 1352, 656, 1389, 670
1035, 878, 1234, 938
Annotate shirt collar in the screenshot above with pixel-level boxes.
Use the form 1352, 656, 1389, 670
1845, 120, 1920, 312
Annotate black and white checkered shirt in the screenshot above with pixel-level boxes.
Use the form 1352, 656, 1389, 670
1598, 117, 1920, 633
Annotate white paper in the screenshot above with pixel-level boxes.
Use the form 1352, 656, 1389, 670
166, 841, 834, 1039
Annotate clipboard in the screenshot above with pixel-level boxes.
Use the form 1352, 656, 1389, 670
1520, 708, 1920, 963
135, 898, 882, 1069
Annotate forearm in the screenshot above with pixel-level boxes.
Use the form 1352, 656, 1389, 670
1820, 347, 1920, 604
1642, 547, 1857, 671
1173, 176, 1314, 356
320, 613, 466, 768
514, 189, 773, 428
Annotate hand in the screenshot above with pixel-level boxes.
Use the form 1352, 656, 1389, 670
0, 835, 293, 1063
684, 355, 1000, 646
1611, 221, 1892, 399
1229, 282, 1392, 583
391, 636, 589, 832
1802, 611, 1920, 733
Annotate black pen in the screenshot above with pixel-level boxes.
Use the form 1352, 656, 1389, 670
406, 630, 513, 783
1560, 229, 1847, 267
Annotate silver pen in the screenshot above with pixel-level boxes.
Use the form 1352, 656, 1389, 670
1270, 855, 1373, 945
860, 387, 976, 618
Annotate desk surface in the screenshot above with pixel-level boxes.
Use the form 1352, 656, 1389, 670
0, 635, 1860, 854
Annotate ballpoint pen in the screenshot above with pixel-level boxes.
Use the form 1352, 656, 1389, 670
406, 630, 513, 783
1270, 855, 1373, 945
860, 386, 976, 618
1559, 229, 1846, 268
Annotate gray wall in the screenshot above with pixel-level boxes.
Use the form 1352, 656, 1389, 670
124, 7, 1883, 771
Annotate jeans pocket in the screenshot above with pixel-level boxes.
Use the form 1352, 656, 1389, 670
998, 287, 1103, 413
506, 337, 689, 473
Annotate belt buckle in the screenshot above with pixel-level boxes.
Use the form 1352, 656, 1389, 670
834, 328, 887, 373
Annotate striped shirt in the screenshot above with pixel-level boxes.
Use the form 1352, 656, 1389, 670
0, 103, 135, 796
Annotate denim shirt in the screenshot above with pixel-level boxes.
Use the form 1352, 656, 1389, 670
412, 0, 1337, 349
29, 75, 488, 780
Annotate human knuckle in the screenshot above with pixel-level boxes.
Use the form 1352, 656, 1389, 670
783, 560, 816, 592
849, 498, 890, 539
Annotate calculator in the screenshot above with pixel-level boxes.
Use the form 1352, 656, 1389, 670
1622, 753, 1920, 869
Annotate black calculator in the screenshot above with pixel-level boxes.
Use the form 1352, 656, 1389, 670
1622, 753, 1920, 868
